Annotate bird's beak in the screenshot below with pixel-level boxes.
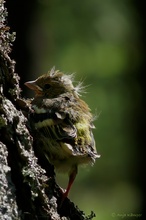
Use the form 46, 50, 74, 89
24, 80, 42, 92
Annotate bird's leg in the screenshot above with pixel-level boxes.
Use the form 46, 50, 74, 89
60, 165, 78, 205
65, 165, 78, 198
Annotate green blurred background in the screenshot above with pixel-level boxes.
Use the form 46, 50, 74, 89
6, 0, 144, 219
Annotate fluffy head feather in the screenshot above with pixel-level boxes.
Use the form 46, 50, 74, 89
25, 67, 84, 98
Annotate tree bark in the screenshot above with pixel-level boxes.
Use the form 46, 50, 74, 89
0, 2, 95, 219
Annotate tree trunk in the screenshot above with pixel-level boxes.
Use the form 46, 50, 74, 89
0, 1, 95, 219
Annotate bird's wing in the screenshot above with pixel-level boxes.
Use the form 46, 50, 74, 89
30, 107, 100, 161
30, 109, 77, 141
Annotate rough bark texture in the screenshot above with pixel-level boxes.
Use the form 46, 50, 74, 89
0, 2, 95, 220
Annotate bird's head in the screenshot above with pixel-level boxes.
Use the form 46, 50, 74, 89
24, 67, 79, 98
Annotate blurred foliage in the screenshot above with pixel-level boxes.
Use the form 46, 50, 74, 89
23, 0, 143, 219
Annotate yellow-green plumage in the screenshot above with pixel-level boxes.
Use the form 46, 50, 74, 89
25, 67, 100, 199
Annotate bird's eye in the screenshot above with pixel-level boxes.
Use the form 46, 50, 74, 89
44, 84, 51, 89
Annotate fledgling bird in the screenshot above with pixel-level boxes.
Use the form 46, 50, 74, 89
24, 67, 100, 200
